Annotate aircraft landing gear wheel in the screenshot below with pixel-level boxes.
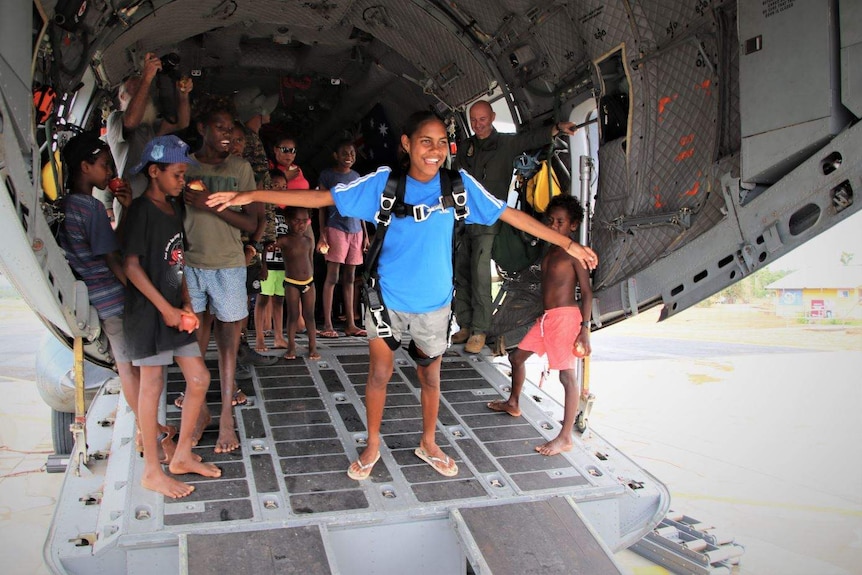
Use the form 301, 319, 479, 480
52, 409, 75, 455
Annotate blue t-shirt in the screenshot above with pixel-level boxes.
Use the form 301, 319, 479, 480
58, 194, 125, 320
332, 167, 506, 313
318, 168, 361, 233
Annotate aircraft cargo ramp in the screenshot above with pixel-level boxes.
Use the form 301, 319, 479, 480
45, 338, 668, 574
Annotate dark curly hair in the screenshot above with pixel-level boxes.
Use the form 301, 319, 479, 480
193, 94, 237, 125
546, 194, 584, 226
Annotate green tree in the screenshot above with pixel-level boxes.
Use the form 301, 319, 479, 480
712, 266, 791, 303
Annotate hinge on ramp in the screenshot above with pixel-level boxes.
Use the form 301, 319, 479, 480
631, 510, 745, 574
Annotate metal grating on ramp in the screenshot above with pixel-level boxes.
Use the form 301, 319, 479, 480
453, 497, 624, 575
160, 338, 605, 526
46, 334, 668, 574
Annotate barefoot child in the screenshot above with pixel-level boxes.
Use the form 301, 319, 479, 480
278, 206, 319, 360
122, 135, 221, 498
205, 111, 598, 480
58, 134, 178, 462
487, 195, 593, 456
255, 169, 290, 353
317, 139, 368, 338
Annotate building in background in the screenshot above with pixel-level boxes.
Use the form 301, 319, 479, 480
767, 266, 862, 320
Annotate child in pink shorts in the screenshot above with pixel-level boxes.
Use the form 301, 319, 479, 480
487, 195, 593, 456
316, 139, 368, 338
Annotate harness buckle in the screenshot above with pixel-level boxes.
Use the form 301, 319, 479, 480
375, 193, 396, 225
374, 209, 392, 226
412, 203, 432, 222
451, 189, 469, 220
375, 323, 393, 339
369, 304, 393, 338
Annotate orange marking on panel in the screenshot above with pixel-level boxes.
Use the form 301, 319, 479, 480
679, 134, 695, 146
654, 194, 664, 208
683, 181, 701, 196
675, 148, 695, 161
658, 96, 673, 115
695, 79, 712, 96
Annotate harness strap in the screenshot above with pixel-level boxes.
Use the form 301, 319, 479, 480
363, 173, 405, 349
362, 169, 467, 351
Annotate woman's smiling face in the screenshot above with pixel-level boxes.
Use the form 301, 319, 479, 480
401, 118, 448, 183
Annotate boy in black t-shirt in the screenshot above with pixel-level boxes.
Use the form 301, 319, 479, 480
123, 136, 221, 498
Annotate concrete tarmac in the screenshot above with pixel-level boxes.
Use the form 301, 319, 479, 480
0, 276, 61, 575
1, 274, 860, 574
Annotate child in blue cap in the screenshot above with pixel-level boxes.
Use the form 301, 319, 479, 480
122, 135, 221, 498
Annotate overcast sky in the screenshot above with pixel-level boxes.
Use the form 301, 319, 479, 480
769, 210, 862, 271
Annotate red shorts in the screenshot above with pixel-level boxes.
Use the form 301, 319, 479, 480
518, 306, 582, 370
325, 227, 363, 266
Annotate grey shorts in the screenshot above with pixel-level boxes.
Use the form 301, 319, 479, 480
102, 315, 130, 363
185, 266, 249, 322
366, 303, 450, 358
132, 341, 201, 367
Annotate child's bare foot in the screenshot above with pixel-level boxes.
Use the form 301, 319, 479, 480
273, 337, 289, 349
487, 400, 521, 417
215, 423, 240, 453
308, 350, 321, 360
159, 433, 176, 464
192, 407, 212, 447
141, 469, 195, 499
169, 455, 221, 478
535, 436, 573, 456
255, 338, 268, 352
284, 346, 297, 360
231, 388, 248, 406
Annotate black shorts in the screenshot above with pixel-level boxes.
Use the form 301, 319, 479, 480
246, 261, 262, 295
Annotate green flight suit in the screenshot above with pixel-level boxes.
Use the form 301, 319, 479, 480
453, 126, 550, 335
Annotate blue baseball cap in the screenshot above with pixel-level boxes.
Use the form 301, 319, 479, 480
130, 135, 198, 174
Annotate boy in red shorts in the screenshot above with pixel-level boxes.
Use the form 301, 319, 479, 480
487, 195, 593, 456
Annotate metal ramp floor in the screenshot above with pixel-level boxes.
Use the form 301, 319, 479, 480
45, 336, 669, 574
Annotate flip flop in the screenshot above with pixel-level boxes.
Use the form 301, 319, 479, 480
344, 329, 367, 337
255, 345, 270, 352
174, 392, 185, 409
347, 452, 381, 480
414, 446, 458, 477
317, 329, 339, 338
